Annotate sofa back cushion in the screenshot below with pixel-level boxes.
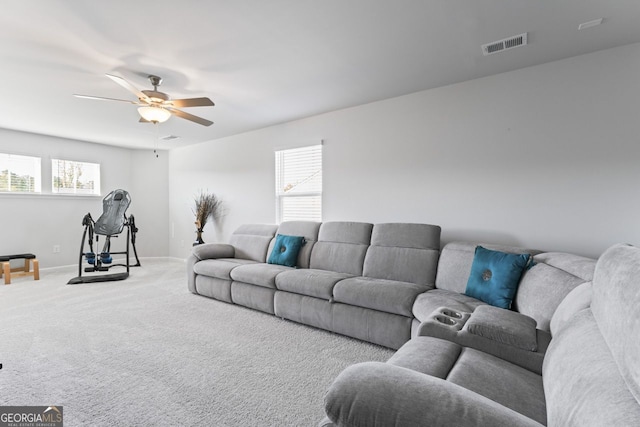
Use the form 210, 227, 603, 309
549, 281, 592, 336
543, 244, 640, 425
514, 252, 595, 332
310, 222, 373, 275
267, 221, 321, 268
591, 244, 640, 404
229, 224, 278, 262
362, 223, 440, 287
435, 242, 539, 294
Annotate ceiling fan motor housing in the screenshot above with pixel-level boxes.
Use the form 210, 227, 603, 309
148, 75, 162, 87
141, 90, 169, 103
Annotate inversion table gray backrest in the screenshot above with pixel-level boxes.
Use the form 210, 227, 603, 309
94, 189, 131, 236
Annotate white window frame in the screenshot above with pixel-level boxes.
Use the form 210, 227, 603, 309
51, 159, 101, 196
0, 153, 41, 193
275, 144, 322, 223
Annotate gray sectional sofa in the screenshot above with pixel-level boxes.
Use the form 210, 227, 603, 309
322, 243, 640, 426
187, 221, 592, 352
187, 221, 639, 425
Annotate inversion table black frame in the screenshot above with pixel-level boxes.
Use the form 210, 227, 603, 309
68, 189, 141, 284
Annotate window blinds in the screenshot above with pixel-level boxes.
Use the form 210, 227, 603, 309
275, 145, 322, 222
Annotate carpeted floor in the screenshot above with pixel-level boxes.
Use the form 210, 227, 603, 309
0, 259, 394, 426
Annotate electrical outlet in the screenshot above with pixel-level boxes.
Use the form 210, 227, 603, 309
53, 245, 61, 253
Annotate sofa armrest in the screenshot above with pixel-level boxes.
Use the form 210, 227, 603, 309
465, 305, 538, 351
324, 362, 543, 427
192, 243, 235, 260
187, 254, 199, 294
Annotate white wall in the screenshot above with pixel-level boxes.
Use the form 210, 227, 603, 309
168, 131, 282, 251
0, 129, 169, 267
169, 42, 640, 260
129, 149, 170, 258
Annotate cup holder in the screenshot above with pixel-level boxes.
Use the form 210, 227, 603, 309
434, 315, 457, 326
441, 309, 463, 319
421, 307, 470, 336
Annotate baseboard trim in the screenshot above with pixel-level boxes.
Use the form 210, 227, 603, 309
40, 256, 185, 272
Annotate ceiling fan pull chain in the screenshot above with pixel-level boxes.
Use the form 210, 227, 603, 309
153, 122, 159, 158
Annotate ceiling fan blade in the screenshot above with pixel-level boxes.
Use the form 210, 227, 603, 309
73, 94, 138, 104
167, 108, 213, 126
139, 117, 151, 123
106, 73, 150, 101
169, 97, 215, 108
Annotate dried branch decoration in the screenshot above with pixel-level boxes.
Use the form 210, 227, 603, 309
193, 191, 223, 231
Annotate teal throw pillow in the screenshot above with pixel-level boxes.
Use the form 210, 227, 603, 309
268, 234, 305, 267
465, 246, 531, 309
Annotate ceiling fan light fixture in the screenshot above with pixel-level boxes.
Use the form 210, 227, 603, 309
138, 106, 171, 123
77, 74, 213, 126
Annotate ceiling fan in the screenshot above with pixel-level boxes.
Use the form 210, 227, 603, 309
74, 74, 214, 126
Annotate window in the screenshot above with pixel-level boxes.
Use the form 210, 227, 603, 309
0, 153, 41, 193
275, 144, 322, 223
52, 159, 100, 195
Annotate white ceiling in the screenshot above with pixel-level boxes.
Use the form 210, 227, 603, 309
1, 1, 639, 150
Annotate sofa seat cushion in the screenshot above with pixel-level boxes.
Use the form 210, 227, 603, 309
275, 269, 353, 300
390, 336, 546, 425
413, 289, 487, 322
324, 361, 544, 427
448, 347, 546, 425
229, 263, 293, 288
333, 277, 428, 317
193, 258, 257, 280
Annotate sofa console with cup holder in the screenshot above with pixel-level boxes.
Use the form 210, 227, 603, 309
417, 304, 547, 374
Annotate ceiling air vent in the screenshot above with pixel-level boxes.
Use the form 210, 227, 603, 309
481, 33, 527, 56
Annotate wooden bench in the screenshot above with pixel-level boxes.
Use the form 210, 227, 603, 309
1, 254, 39, 285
